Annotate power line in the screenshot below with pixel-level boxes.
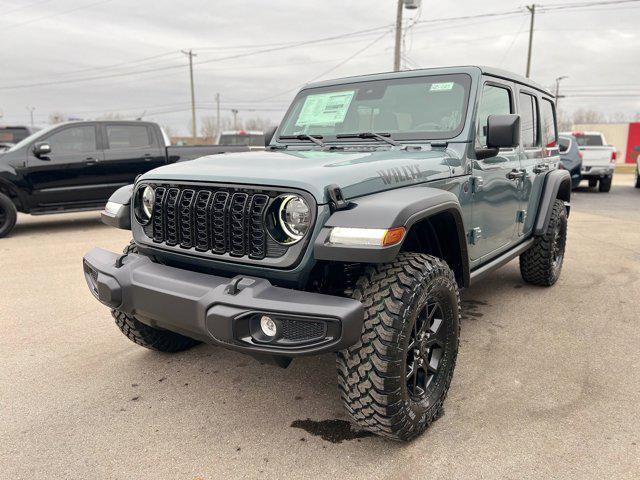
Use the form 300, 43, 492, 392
1, 0, 56, 16
0, 0, 113, 32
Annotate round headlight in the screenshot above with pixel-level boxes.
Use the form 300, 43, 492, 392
135, 185, 154, 224
278, 194, 310, 242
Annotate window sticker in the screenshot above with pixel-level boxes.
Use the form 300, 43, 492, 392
429, 82, 455, 92
295, 90, 355, 126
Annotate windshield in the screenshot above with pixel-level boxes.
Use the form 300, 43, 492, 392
0, 127, 30, 144
574, 134, 604, 147
278, 73, 471, 142
6, 124, 56, 152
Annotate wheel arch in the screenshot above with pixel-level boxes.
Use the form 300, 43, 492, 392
0, 178, 26, 212
534, 169, 571, 236
313, 186, 470, 287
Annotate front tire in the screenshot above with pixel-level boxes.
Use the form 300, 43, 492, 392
0, 192, 17, 238
337, 253, 460, 441
520, 199, 567, 286
111, 241, 200, 353
598, 175, 612, 192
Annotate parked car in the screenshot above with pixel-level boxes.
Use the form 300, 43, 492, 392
83, 66, 570, 441
0, 142, 14, 153
558, 134, 582, 189
561, 131, 616, 192
217, 129, 265, 148
0, 125, 36, 144
0, 120, 249, 237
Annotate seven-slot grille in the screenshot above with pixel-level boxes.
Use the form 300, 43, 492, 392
150, 185, 270, 259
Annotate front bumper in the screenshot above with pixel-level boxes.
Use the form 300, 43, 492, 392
581, 166, 614, 177
82, 248, 364, 357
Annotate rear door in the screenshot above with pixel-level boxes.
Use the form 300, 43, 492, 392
99, 123, 165, 189
469, 80, 521, 261
25, 123, 104, 206
516, 89, 552, 237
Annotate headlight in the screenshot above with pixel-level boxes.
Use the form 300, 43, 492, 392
267, 194, 311, 245
135, 185, 154, 224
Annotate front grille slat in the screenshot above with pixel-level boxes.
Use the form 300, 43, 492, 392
148, 184, 297, 260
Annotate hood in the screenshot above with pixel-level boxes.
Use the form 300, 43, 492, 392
140, 147, 458, 203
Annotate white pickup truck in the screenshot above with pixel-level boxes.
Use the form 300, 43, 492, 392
562, 131, 616, 192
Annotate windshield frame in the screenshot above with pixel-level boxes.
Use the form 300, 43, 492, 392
276, 73, 472, 145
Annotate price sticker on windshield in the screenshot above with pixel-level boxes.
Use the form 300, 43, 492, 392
296, 90, 355, 126
429, 82, 455, 92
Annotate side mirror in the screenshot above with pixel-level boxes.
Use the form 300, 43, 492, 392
487, 114, 520, 149
33, 142, 51, 158
264, 126, 278, 147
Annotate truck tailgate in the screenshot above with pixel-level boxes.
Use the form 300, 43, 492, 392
579, 147, 613, 167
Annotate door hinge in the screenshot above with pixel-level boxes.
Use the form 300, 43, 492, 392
469, 227, 482, 245
516, 210, 527, 223
470, 176, 483, 193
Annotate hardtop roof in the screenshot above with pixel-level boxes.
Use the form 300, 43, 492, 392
305, 65, 553, 97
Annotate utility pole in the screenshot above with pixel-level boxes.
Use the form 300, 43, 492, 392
554, 76, 568, 108
231, 109, 239, 130
26, 106, 35, 128
525, 4, 536, 78
215, 93, 220, 138
181, 49, 198, 141
393, 0, 404, 72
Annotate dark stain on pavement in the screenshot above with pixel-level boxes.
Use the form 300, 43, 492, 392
461, 299, 488, 320
290, 419, 373, 443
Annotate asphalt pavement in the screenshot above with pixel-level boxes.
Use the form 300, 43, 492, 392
1, 174, 639, 480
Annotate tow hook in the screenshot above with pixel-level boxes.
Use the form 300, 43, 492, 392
224, 277, 256, 295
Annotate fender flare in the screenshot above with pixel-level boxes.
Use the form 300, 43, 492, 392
534, 169, 571, 236
314, 186, 470, 286
0, 177, 28, 212
101, 184, 134, 230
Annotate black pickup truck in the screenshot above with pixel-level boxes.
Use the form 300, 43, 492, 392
0, 120, 248, 237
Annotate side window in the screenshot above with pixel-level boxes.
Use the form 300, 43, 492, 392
106, 125, 153, 148
476, 84, 511, 147
46, 126, 97, 153
519, 92, 539, 148
540, 98, 557, 148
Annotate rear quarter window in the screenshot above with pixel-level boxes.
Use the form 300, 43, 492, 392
540, 99, 557, 148
574, 134, 604, 147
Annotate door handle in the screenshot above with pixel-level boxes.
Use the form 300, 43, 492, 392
85, 157, 98, 165
142, 153, 152, 161
506, 169, 526, 180
533, 164, 549, 174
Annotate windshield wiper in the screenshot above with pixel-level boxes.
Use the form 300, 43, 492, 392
336, 132, 400, 146
278, 134, 325, 147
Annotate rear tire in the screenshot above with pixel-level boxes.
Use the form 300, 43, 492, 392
598, 175, 612, 192
0, 192, 17, 238
112, 240, 200, 353
520, 199, 567, 286
337, 253, 460, 441
588, 178, 598, 188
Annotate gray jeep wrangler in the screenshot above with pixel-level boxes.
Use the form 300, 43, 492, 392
83, 66, 571, 441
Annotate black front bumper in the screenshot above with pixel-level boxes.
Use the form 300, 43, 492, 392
82, 248, 364, 357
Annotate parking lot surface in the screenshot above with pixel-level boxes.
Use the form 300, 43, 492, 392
2, 175, 639, 480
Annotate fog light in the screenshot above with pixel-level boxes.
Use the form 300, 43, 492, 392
260, 315, 278, 337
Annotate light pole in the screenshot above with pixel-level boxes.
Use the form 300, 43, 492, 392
554, 76, 568, 107
26, 106, 35, 128
231, 109, 239, 130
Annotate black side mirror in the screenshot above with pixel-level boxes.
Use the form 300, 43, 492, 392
487, 114, 520, 149
264, 126, 278, 147
33, 142, 51, 158
475, 114, 520, 160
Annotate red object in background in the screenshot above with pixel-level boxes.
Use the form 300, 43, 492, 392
625, 122, 640, 164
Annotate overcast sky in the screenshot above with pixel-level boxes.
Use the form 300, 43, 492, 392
1, 0, 639, 135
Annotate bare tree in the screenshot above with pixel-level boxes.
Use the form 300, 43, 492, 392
97, 112, 123, 120
48, 112, 66, 124
557, 109, 572, 132
572, 108, 605, 125
608, 112, 630, 123
244, 116, 273, 132
200, 116, 217, 141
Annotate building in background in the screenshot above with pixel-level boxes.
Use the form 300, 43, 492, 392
572, 122, 640, 164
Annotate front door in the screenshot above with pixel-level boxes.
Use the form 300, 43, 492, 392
26, 123, 104, 207
469, 81, 522, 261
